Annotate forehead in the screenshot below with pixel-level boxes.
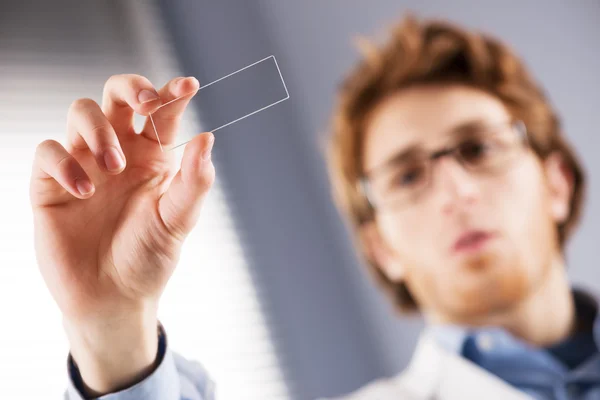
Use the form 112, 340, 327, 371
362, 84, 512, 171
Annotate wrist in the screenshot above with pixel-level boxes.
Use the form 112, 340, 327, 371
64, 307, 160, 396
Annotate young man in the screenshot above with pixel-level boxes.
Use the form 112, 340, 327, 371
29, 15, 594, 400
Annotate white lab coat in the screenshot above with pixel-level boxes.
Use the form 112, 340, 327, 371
326, 331, 533, 400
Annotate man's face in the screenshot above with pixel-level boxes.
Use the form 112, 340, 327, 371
361, 84, 571, 322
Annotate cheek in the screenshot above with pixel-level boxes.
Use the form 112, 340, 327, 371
502, 160, 555, 252
489, 160, 557, 290
377, 211, 444, 305
378, 211, 438, 260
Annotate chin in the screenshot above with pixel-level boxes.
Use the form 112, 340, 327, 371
441, 252, 532, 319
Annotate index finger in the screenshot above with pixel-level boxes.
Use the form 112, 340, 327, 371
101, 74, 163, 134
142, 76, 200, 148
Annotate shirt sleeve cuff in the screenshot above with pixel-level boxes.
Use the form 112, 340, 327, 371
65, 323, 181, 400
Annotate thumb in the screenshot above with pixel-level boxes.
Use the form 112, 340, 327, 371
157, 132, 215, 241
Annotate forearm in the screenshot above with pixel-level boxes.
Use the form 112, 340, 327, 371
63, 308, 159, 398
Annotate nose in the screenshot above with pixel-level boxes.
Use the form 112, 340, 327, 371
432, 157, 480, 214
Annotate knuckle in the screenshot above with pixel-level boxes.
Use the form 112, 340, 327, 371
102, 74, 126, 98
35, 139, 59, 157
197, 164, 216, 190
55, 153, 76, 176
122, 73, 151, 85
68, 98, 97, 117
36, 139, 56, 151
105, 74, 152, 91
103, 74, 156, 111
88, 122, 113, 142
104, 73, 126, 87
135, 74, 153, 88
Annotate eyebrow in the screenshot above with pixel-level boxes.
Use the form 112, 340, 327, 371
363, 119, 491, 177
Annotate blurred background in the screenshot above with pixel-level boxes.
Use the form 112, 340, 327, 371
0, 1, 598, 399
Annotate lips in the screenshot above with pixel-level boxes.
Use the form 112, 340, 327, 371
453, 230, 495, 253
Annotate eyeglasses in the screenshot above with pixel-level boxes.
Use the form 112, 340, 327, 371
360, 120, 529, 210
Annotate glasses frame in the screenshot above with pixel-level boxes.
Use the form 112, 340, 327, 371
359, 119, 530, 210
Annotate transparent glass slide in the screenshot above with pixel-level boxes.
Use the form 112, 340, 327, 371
149, 55, 289, 151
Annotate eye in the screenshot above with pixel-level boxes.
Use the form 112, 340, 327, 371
459, 138, 496, 164
392, 165, 426, 188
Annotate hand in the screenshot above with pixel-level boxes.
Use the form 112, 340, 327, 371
29, 74, 215, 396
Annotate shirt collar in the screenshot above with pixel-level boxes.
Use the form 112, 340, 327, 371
426, 287, 600, 356
427, 323, 470, 354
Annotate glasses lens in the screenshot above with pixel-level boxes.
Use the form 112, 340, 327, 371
370, 159, 429, 207
458, 126, 519, 170
364, 121, 525, 210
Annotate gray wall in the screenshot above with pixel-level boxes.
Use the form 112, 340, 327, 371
256, 0, 600, 381
160, 1, 600, 399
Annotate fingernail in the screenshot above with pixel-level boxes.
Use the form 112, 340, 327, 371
138, 89, 159, 104
201, 134, 215, 163
75, 179, 94, 195
104, 147, 125, 172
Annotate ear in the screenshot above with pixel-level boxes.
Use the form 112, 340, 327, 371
360, 222, 405, 281
543, 152, 574, 224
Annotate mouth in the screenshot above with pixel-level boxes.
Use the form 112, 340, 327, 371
452, 230, 496, 254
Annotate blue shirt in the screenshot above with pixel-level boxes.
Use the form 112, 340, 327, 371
65, 289, 600, 399
65, 324, 215, 400
429, 289, 600, 399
